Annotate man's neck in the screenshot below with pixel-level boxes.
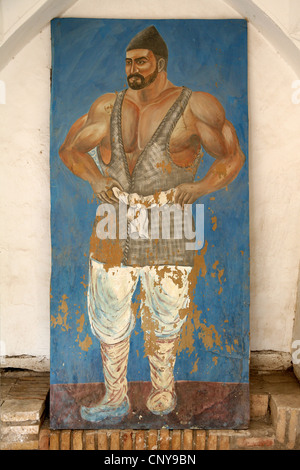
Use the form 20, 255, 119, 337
128, 72, 175, 106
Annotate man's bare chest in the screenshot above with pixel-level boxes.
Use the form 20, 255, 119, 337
99, 92, 201, 168
122, 91, 195, 148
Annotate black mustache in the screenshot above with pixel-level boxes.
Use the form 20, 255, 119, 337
127, 73, 144, 81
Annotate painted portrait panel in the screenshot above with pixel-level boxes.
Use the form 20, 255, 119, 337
50, 18, 249, 429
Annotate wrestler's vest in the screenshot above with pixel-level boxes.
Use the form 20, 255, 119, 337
93, 87, 202, 267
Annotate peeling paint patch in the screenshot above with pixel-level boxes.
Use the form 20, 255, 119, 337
76, 333, 93, 351
190, 357, 199, 374
198, 323, 222, 350
211, 216, 217, 231
76, 314, 85, 333
51, 294, 71, 332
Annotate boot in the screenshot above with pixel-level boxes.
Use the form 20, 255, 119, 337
146, 337, 177, 415
80, 337, 130, 422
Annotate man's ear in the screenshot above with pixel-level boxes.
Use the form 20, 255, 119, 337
157, 58, 165, 73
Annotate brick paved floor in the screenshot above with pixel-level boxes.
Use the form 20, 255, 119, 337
1, 369, 300, 450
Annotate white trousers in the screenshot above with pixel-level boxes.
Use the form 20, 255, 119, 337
87, 257, 192, 345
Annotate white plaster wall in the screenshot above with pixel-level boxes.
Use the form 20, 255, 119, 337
0, 0, 300, 365
0, 25, 51, 359
2, 0, 42, 35
255, 0, 300, 36
293, 269, 300, 380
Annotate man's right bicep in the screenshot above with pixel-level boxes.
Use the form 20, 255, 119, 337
72, 120, 106, 153
62, 94, 113, 154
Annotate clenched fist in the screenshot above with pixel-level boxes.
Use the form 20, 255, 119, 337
91, 177, 123, 204
174, 182, 203, 207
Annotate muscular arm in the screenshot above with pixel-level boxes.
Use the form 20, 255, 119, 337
175, 92, 245, 206
59, 94, 121, 202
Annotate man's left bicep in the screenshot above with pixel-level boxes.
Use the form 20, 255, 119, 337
196, 119, 228, 160
196, 118, 241, 160
222, 120, 242, 154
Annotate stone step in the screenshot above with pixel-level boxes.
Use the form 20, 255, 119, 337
270, 394, 300, 449
250, 392, 269, 419
0, 371, 49, 450
250, 370, 300, 449
1, 435, 40, 451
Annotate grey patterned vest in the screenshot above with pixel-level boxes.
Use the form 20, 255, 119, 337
92, 86, 202, 267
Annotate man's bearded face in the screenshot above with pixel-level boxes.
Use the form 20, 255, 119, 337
125, 49, 159, 90
127, 67, 158, 90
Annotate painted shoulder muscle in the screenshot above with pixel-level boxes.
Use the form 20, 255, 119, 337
88, 93, 117, 122
190, 91, 225, 129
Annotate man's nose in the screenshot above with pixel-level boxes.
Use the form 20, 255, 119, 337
130, 62, 139, 74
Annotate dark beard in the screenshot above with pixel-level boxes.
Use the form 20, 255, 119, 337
127, 67, 158, 90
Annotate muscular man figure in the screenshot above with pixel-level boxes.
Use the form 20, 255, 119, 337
59, 26, 245, 422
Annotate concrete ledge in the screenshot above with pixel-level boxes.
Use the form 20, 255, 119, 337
1, 355, 50, 372
2, 350, 295, 374
250, 351, 292, 371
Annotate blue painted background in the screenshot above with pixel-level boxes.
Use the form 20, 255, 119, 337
50, 18, 249, 386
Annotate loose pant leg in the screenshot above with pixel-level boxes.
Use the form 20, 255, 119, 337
87, 258, 139, 345
140, 265, 192, 339
139, 265, 192, 415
